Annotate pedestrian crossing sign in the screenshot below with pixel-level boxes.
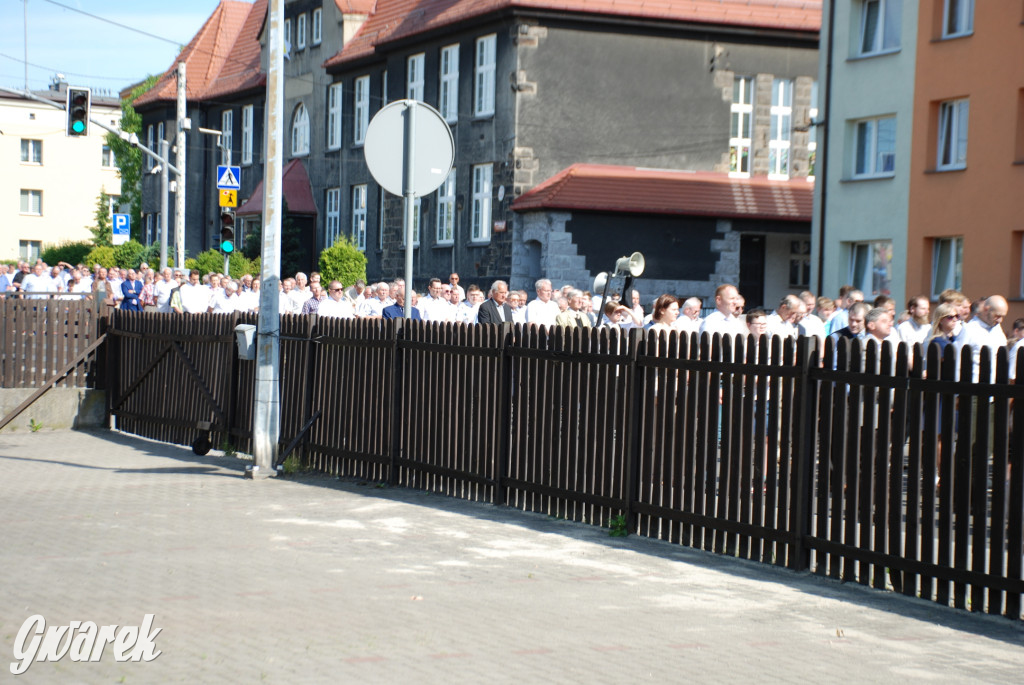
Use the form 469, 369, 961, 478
216, 165, 241, 190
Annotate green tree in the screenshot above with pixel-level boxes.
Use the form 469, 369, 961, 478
41, 240, 93, 267
185, 250, 258, 279
113, 240, 149, 269
89, 190, 113, 247
319, 234, 367, 287
83, 246, 117, 268
106, 75, 159, 242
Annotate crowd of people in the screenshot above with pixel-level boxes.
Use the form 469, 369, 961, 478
3, 260, 1019, 378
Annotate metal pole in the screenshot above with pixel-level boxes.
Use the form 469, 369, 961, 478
160, 139, 169, 270
175, 62, 186, 270
253, 0, 284, 477
403, 100, 416, 318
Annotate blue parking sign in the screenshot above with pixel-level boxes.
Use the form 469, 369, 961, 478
113, 213, 130, 246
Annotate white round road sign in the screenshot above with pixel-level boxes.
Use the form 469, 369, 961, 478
364, 100, 455, 198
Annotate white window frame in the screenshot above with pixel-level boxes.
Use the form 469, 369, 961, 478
146, 125, 154, 170
354, 76, 369, 145
937, 99, 969, 171
291, 102, 310, 156
312, 8, 322, 45
157, 122, 164, 151
768, 78, 792, 179
475, 35, 496, 117
471, 164, 492, 242
20, 189, 42, 216
852, 116, 896, 179
20, 139, 42, 164
328, 83, 343, 150
296, 13, 307, 51
352, 185, 367, 251
19, 240, 41, 262
326, 188, 341, 245
407, 53, 425, 101
381, 70, 388, 107
729, 77, 753, 177
436, 169, 456, 245
858, 0, 901, 57
101, 144, 114, 168
440, 44, 460, 123
241, 104, 253, 165
942, 0, 973, 39
284, 18, 292, 53
932, 237, 963, 297
221, 109, 233, 166
849, 240, 893, 300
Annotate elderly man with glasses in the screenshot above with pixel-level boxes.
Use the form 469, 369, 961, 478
318, 280, 356, 319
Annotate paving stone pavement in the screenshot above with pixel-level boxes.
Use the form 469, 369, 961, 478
0, 429, 1022, 684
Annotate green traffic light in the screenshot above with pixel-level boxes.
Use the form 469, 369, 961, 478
71, 120, 85, 133
221, 241, 234, 253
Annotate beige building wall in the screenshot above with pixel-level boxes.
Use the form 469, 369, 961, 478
0, 92, 122, 262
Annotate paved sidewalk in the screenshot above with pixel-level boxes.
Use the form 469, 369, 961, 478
0, 429, 1022, 684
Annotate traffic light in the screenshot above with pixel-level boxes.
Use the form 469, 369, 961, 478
66, 87, 90, 137
220, 209, 235, 253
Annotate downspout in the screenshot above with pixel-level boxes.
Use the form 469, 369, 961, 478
816, 0, 836, 295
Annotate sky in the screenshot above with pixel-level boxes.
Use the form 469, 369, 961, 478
1, 0, 232, 96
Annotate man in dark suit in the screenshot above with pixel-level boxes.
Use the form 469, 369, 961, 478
476, 280, 513, 325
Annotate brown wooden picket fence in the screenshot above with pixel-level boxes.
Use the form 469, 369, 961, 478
0, 295, 104, 388
101, 310, 1024, 619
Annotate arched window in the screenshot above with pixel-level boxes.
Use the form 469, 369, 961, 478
291, 103, 309, 156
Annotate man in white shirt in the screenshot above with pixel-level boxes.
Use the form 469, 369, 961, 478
318, 280, 356, 318
289, 272, 312, 311
956, 295, 1008, 383
179, 270, 212, 314
418, 279, 453, 321
154, 268, 177, 313
674, 297, 702, 335
897, 296, 931, 347
765, 294, 801, 340
524, 278, 560, 327
798, 294, 829, 345
356, 282, 389, 318
20, 263, 54, 299
457, 287, 484, 324
699, 284, 747, 339
210, 280, 239, 313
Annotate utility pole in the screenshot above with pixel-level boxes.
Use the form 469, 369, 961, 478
175, 62, 187, 270
252, 0, 284, 477
160, 139, 170, 270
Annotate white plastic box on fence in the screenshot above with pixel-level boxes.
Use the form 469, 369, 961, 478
234, 324, 256, 360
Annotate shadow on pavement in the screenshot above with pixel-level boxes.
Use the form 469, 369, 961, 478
12, 428, 1024, 647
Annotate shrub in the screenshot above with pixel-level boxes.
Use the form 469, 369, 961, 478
113, 240, 149, 269
83, 246, 118, 269
318, 234, 367, 287
186, 250, 256, 279
41, 241, 94, 267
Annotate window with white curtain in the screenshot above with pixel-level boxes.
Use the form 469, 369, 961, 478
291, 103, 309, 156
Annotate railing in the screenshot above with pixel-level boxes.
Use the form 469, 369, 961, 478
101, 311, 1024, 619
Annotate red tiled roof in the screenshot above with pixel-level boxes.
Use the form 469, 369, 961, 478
135, 0, 264, 107
511, 164, 813, 222
326, 0, 820, 68
236, 159, 318, 216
